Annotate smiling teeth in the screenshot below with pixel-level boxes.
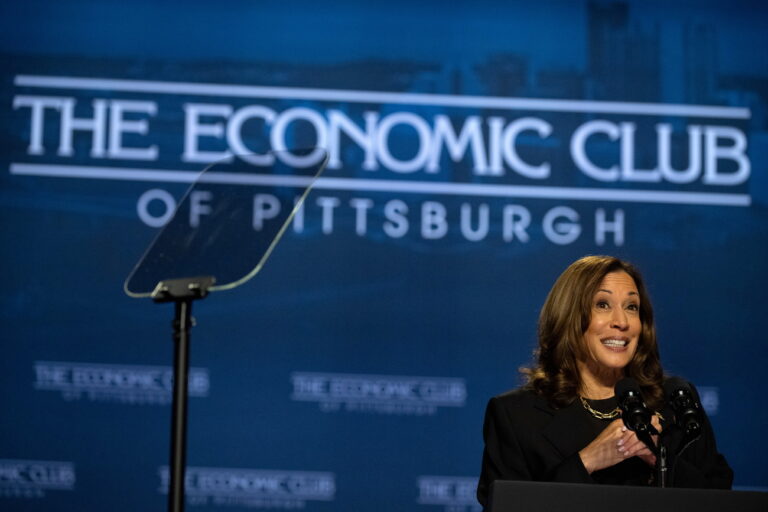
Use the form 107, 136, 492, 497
602, 339, 627, 347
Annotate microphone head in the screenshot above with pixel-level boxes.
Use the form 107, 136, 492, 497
614, 377, 652, 433
615, 377, 642, 399
663, 376, 702, 438
663, 376, 692, 399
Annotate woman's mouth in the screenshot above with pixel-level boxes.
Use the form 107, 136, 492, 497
601, 338, 628, 349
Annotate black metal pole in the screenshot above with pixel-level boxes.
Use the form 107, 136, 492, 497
658, 445, 668, 488
169, 299, 192, 512
150, 276, 213, 512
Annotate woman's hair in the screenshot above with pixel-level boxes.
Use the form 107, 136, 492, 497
522, 255, 664, 410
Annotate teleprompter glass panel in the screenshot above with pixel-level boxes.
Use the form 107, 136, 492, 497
124, 148, 328, 298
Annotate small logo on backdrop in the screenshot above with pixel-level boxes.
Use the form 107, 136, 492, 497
290, 372, 466, 416
0, 459, 75, 499
417, 476, 481, 512
697, 386, 719, 416
34, 361, 209, 405
158, 466, 335, 509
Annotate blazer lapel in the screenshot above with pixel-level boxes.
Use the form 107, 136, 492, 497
541, 400, 597, 458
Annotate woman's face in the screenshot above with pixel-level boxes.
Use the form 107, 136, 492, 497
582, 271, 641, 371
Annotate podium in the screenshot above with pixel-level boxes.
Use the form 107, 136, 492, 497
489, 480, 768, 512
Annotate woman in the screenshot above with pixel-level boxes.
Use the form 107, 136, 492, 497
476, 255, 732, 508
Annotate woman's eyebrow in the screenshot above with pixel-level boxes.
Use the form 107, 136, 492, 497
596, 289, 638, 295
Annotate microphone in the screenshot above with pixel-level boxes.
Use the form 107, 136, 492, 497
664, 377, 702, 441
615, 378, 658, 436
616, 378, 667, 485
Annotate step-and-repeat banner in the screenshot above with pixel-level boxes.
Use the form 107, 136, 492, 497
1, 1, 766, 510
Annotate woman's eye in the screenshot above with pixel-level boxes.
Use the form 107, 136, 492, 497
596, 301, 609, 309
627, 303, 639, 312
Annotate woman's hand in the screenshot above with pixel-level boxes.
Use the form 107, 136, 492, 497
578, 418, 627, 474
578, 415, 662, 473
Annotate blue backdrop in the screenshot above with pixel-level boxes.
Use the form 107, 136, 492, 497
1, 1, 767, 510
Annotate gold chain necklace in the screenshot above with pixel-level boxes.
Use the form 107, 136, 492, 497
579, 396, 621, 420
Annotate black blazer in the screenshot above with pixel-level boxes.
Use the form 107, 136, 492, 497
476, 386, 733, 509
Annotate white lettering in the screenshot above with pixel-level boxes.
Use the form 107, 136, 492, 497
182, 103, 233, 164
543, 206, 581, 245
316, 196, 340, 234
459, 203, 489, 241
189, 190, 213, 228
59, 98, 108, 157
704, 126, 750, 185
657, 123, 702, 184
620, 122, 661, 182
107, 100, 158, 160
377, 112, 431, 173
571, 120, 620, 182
327, 110, 378, 171
421, 201, 448, 239
271, 107, 327, 168
292, 196, 305, 233
485, 116, 506, 176
137, 189, 176, 227
13, 95, 68, 155
502, 204, 531, 242
349, 197, 374, 235
502, 117, 552, 179
383, 199, 409, 238
595, 208, 624, 246
226, 105, 276, 165
252, 193, 280, 230
427, 115, 488, 174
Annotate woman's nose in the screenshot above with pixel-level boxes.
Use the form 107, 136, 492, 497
611, 309, 629, 329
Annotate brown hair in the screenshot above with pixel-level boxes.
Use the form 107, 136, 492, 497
522, 255, 664, 410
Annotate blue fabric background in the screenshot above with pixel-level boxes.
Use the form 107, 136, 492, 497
1, 1, 766, 510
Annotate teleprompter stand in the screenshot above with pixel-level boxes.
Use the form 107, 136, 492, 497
152, 276, 215, 512
124, 149, 328, 512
